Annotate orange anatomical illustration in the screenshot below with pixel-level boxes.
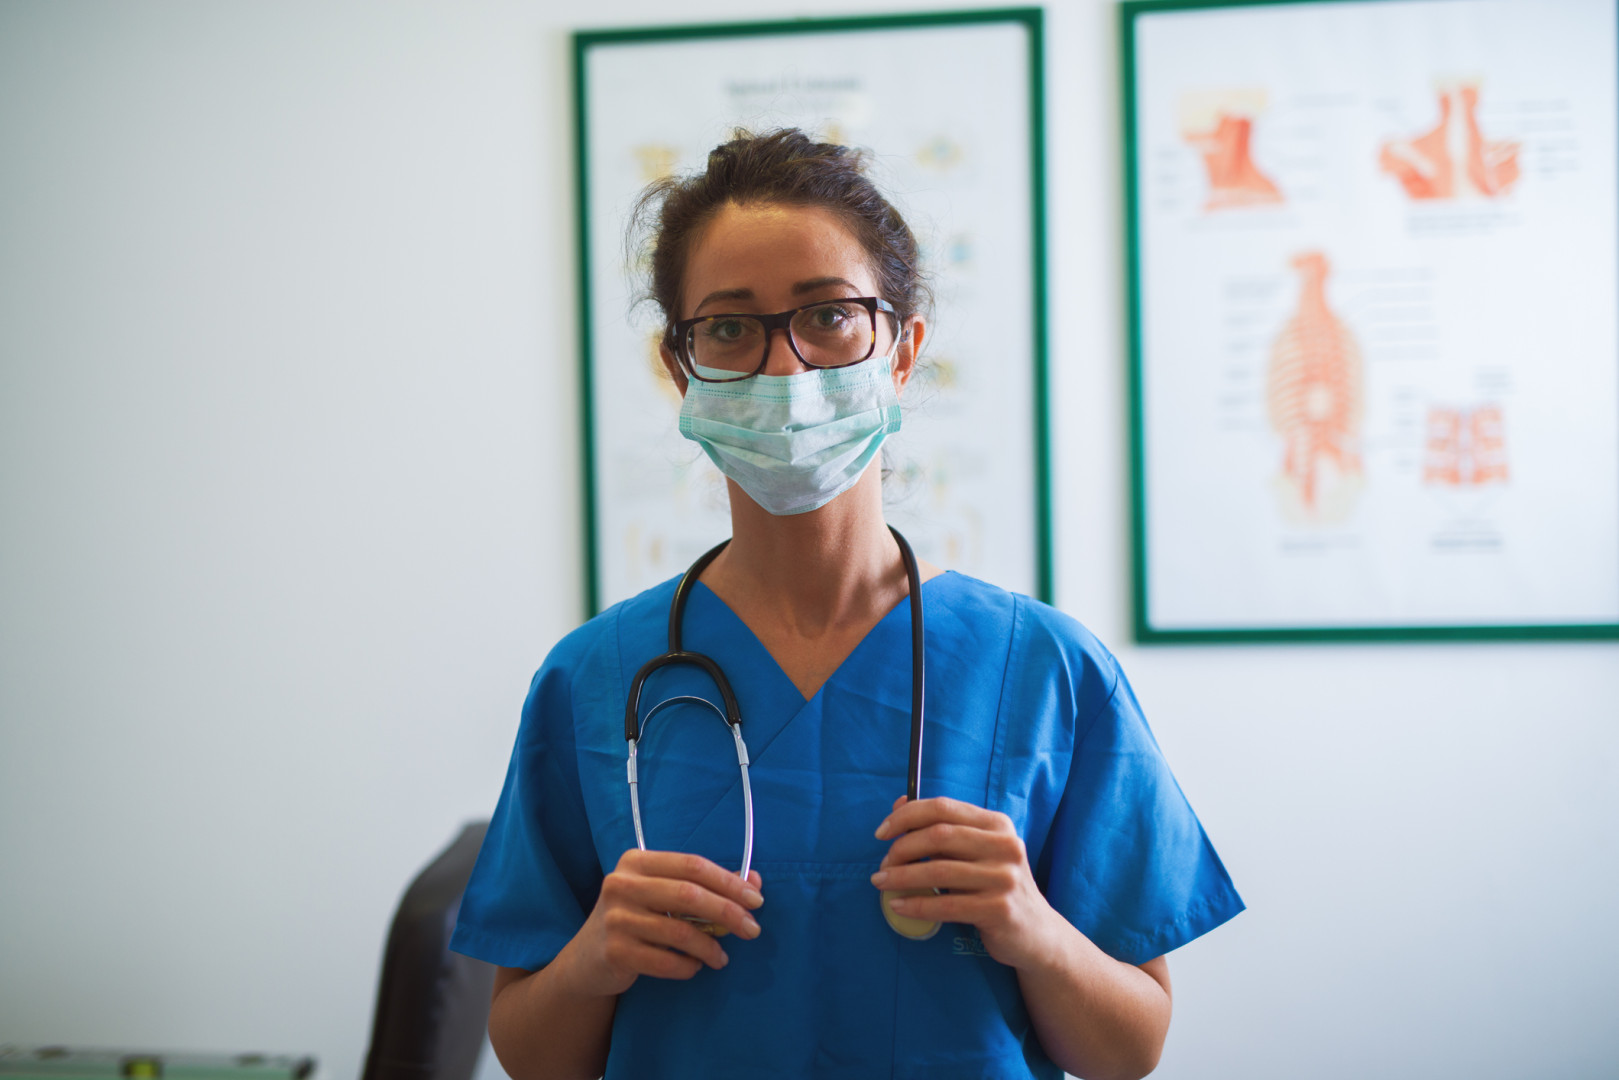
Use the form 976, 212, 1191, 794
1266, 251, 1365, 524
1424, 405, 1509, 486
1380, 83, 1521, 200
1181, 89, 1284, 210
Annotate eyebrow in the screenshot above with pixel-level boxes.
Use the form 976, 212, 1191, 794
693, 277, 864, 314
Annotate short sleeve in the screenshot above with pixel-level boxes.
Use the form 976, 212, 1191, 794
450, 638, 604, 971
1038, 650, 1244, 966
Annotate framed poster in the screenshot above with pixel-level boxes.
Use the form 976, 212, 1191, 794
1124, 0, 1619, 641
574, 9, 1048, 614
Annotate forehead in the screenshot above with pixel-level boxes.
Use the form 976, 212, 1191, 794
681, 202, 876, 315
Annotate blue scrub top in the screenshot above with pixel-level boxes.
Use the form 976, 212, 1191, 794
452, 571, 1242, 1079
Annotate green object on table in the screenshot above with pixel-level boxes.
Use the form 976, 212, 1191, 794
0, 1048, 314, 1080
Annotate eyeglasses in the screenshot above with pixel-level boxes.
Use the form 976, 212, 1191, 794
671, 297, 899, 383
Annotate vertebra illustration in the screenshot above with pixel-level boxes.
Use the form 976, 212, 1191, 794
1424, 405, 1509, 486
1380, 84, 1521, 200
1266, 251, 1364, 523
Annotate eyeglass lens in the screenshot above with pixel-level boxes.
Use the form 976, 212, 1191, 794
686, 301, 883, 380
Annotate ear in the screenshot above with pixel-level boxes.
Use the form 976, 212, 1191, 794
658, 338, 689, 397
891, 315, 926, 398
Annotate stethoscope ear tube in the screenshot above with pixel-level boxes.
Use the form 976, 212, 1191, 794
625, 529, 928, 940
626, 694, 754, 883
622, 538, 751, 888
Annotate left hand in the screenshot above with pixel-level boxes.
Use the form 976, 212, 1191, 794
870, 796, 1057, 969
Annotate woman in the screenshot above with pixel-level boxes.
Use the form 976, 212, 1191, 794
451, 129, 1242, 1080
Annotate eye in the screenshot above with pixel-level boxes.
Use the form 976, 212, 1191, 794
701, 318, 749, 343
809, 304, 855, 329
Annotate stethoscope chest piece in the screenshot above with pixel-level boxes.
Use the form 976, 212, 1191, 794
880, 888, 942, 941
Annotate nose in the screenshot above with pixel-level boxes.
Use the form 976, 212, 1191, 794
760, 326, 809, 377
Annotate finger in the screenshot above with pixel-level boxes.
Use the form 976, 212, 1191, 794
870, 858, 1010, 894
609, 937, 708, 981
881, 821, 1024, 870
875, 797, 1006, 840
619, 849, 765, 910
615, 907, 733, 970
883, 890, 991, 926
626, 875, 763, 941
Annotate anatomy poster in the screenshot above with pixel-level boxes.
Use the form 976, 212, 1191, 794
576, 13, 1047, 613
1126, 0, 1619, 638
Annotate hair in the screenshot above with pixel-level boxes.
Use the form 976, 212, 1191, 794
630, 128, 931, 338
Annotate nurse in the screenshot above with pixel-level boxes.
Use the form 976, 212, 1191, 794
451, 129, 1243, 1080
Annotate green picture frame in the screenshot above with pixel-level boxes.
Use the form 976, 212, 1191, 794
573, 8, 1050, 616
1122, 0, 1619, 642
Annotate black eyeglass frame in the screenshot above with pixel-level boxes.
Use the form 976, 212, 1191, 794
670, 296, 900, 382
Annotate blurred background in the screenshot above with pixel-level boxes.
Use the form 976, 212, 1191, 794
1, 2, 1615, 1079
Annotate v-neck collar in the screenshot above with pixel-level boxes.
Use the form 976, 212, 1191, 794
687, 571, 953, 707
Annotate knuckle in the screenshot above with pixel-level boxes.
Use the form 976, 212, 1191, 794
674, 880, 703, 911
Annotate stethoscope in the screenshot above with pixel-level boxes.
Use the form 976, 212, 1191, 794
623, 525, 941, 940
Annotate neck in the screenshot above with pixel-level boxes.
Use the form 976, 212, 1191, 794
708, 464, 903, 634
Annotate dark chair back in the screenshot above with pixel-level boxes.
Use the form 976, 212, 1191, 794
361, 822, 496, 1080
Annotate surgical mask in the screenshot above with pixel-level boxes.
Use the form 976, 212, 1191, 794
677, 355, 903, 516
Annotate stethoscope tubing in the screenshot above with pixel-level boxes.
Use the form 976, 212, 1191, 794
623, 527, 925, 889
628, 693, 754, 881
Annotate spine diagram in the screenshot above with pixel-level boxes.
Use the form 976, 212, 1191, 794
1180, 89, 1283, 210
1380, 83, 1521, 200
1266, 251, 1365, 523
1424, 405, 1509, 486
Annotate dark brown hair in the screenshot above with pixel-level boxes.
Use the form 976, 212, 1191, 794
631, 128, 930, 334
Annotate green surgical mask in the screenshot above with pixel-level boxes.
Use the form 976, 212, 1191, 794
677, 356, 903, 516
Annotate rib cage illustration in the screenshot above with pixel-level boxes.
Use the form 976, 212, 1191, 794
1266, 252, 1364, 521
1380, 84, 1521, 200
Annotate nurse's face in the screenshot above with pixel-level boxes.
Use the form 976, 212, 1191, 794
661, 201, 923, 392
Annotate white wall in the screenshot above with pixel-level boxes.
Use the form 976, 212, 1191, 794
1, 3, 1614, 1079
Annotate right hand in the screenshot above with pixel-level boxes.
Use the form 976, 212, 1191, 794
573, 849, 764, 996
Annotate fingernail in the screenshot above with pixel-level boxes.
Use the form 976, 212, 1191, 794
743, 915, 760, 937
875, 819, 891, 839
888, 897, 910, 912
742, 888, 763, 908
870, 870, 889, 887
718, 950, 730, 967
